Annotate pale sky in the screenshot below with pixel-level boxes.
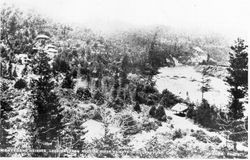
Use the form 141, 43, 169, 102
2, 0, 250, 39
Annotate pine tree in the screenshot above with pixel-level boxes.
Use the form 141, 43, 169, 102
111, 72, 119, 100
200, 66, 212, 101
7, 61, 13, 79
154, 105, 166, 121
0, 62, 8, 78
62, 72, 74, 89
30, 50, 64, 157
61, 116, 87, 157
194, 99, 217, 128
117, 55, 130, 103
119, 55, 129, 88
0, 82, 15, 156
91, 124, 116, 158
14, 78, 27, 89
145, 30, 161, 80
134, 102, 141, 113
149, 105, 156, 118
148, 31, 158, 69
134, 85, 140, 102
21, 64, 28, 77
226, 38, 248, 120
12, 67, 18, 78
0, 80, 14, 157
0, 100, 14, 157
216, 113, 248, 153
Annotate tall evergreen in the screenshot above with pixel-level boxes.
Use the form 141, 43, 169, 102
12, 67, 18, 78
0, 82, 14, 157
119, 55, 129, 88
118, 55, 129, 101
200, 66, 211, 101
226, 38, 248, 120
30, 50, 64, 157
111, 72, 119, 100
62, 72, 74, 89
148, 32, 158, 70
0, 100, 14, 157
7, 61, 13, 79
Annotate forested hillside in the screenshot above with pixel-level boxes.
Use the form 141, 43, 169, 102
0, 5, 248, 158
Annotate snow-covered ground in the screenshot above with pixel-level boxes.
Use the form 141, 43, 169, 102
153, 65, 230, 109
130, 109, 248, 152
81, 119, 121, 143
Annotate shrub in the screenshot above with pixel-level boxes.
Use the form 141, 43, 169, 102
228, 119, 248, 142
72, 69, 78, 78
149, 106, 156, 117
170, 124, 174, 129
172, 129, 184, 140
141, 119, 159, 132
176, 144, 191, 158
191, 130, 208, 143
186, 105, 195, 119
149, 105, 167, 122
209, 136, 222, 144
138, 137, 172, 158
123, 88, 132, 104
90, 108, 103, 121
135, 82, 160, 105
52, 57, 70, 73
193, 99, 218, 129
79, 67, 89, 76
135, 91, 146, 104
160, 89, 182, 108
76, 87, 91, 100
107, 98, 124, 112
92, 89, 105, 105
155, 105, 167, 122
147, 93, 159, 105
62, 73, 75, 89
89, 126, 132, 158
166, 116, 173, 120
14, 79, 27, 89
133, 102, 141, 113
119, 114, 139, 135
12, 68, 18, 78
0, 81, 9, 92
143, 83, 158, 93
17, 59, 22, 64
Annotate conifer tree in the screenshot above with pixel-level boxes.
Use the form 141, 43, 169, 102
7, 61, 13, 79
148, 31, 158, 70
111, 72, 119, 100
119, 55, 129, 88
200, 66, 211, 101
12, 67, 18, 78
61, 115, 87, 157
0, 62, 8, 78
134, 102, 141, 113
194, 99, 217, 128
226, 38, 248, 120
0, 100, 14, 157
30, 50, 64, 157
62, 72, 74, 89
0, 83, 14, 156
